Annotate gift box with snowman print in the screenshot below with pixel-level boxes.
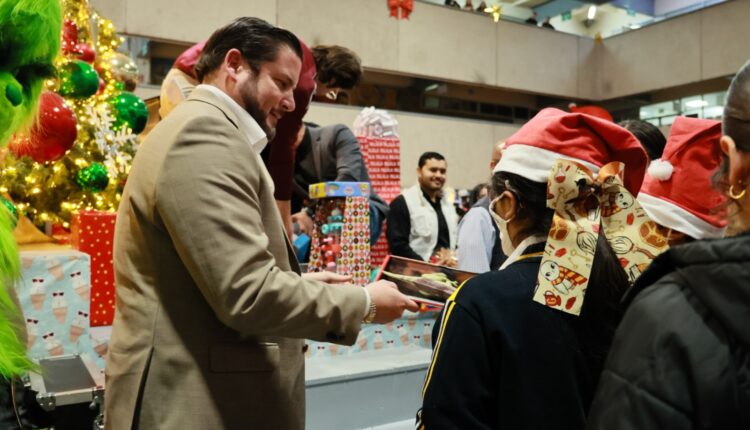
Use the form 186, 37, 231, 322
16, 247, 108, 370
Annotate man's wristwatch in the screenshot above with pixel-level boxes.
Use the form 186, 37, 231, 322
363, 301, 377, 324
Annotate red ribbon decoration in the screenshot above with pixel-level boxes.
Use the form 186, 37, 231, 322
389, 0, 413, 19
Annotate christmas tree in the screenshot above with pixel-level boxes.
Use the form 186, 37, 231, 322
1, 0, 147, 229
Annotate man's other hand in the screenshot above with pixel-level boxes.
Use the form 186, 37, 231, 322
292, 210, 314, 235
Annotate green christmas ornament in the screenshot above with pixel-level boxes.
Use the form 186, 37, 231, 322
76, 163, 110, 192
108, 91, 148, 134
0, 197, 18, 229
58, 60, 100, 99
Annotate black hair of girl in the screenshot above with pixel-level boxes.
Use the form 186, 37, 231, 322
491, 171, 631, 376
619, 119, 666, 162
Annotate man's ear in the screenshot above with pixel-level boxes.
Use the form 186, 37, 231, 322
224, 48, 244, 76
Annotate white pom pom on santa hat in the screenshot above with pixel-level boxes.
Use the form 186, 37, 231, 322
648, 159, 674, 181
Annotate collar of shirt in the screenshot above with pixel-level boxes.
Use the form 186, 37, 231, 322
198, 84, 268, 154
421, 188, 443, 208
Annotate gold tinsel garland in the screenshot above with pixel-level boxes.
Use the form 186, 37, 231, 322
1, 0, 138, 228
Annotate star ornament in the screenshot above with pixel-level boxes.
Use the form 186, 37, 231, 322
484, 4, 501, 23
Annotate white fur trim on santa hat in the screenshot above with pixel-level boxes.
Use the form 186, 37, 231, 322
493, 144, 601, 181
638, 192, 726, 239
648, 159, 674, 181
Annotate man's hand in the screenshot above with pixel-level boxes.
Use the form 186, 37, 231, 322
302, 271, 353, 284
365, 280, 420, 323
292, 210, 314, 236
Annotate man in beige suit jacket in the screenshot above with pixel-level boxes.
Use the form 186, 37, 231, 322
105, 18, 417, 429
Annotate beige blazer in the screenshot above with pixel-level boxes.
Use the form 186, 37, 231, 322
105, 87, 366, 429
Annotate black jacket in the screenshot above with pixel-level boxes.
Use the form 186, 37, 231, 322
292, 123, 388, 218
587, 233, 750, 429
418, 242, 602, 429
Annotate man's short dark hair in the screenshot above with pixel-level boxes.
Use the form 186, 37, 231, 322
311, 45, 362, 89
194, 17, 303, 82
619, 119, 666, 161
418, 151, 446, 168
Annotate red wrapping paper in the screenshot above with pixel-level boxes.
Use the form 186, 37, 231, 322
70, 210, 116, 326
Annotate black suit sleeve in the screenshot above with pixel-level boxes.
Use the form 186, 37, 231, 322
386, 195, 423, 260
418, 301, 495, 429
333, 126, 365, 182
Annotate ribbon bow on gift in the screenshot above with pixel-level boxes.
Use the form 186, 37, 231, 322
534, 159, 669, 315
388, 0, 414, 19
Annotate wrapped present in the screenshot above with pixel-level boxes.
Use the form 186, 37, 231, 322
17, 245, 107, 370
70, 210, 116, 326
357, 132, 400, 267
308, 188, 371, 287
309, 181, 370, 199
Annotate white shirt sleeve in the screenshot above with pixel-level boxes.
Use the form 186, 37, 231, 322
456, 207, 495, 273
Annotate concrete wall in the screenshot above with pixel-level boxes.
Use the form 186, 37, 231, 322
598, 0, 750, 99
305, 104, 520, 190
92, 0, 588, 99
93, 0, 749, 102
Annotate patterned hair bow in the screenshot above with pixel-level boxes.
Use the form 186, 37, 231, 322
534, 159, 669, 315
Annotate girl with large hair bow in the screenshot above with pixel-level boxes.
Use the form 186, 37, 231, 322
417, 108, 667, 429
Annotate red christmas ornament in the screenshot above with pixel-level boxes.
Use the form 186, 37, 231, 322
96, 77, 106, 95
9, 92, 77, 163
61, 18, 82, 56
76, 43, 96, 63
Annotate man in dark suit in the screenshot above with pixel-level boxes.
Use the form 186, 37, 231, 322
291, 123, 389, 244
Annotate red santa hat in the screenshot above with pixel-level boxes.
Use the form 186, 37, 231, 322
637, 116, 727, 239
493, 108, 648, 195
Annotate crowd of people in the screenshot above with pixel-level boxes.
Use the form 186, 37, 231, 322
2, 11, 749, 430
123, 16, 750, 428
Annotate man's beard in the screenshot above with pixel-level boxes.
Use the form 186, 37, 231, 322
240, 81, 277, 141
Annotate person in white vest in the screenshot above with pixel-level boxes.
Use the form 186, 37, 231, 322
386, 152, 458, 264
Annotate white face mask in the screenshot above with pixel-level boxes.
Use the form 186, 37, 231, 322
490, 196, 516, 257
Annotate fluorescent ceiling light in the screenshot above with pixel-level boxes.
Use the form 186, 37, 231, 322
587, 5, 597, 20
685, 100, 708, 108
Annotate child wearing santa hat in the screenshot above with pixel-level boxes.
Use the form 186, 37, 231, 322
418, 108, 666, 429
637, 116, 728, 246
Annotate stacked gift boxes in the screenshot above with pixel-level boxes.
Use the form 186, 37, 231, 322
70, 210, 116, 326
358, 136, 401, 267
308, 182, 371, 287
17, 247, 108, 370
305, 311, 437, 358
